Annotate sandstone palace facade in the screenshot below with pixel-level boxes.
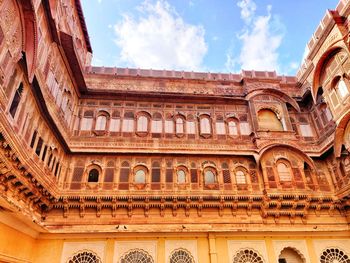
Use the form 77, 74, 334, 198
0, 0, 350, 262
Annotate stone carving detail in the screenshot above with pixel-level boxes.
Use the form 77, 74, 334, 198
232, 249, 264, 263
67, 250, 102, 263
169, 249, 195, 263
120, 249, 154, 263
320, 248, 350, 263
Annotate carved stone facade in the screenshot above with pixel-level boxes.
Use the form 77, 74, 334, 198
0, 0, 349, 262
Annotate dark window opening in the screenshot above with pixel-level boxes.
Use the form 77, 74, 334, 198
47, 153, 53, 167
30, 130, 37, 148
88, 169, 99, 182
35, 137, 43, 156
9, 83, 23, 118
41, 145, 47, 161
54, 162, 59, 176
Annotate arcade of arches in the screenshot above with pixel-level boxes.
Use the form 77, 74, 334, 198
0, 0, 350, 262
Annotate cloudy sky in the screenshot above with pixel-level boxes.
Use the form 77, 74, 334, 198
81, 0, 339, 75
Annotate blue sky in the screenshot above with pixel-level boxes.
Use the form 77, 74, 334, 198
81, 0, 339, 75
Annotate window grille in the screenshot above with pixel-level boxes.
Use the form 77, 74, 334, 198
320, 248, 350, 263
120, 249, 154, 263
170, 249, 195, 263
67, 251, 102, 263
232, 249, 264, 263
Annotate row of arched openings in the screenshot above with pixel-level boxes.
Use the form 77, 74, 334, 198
79, 110, 250, 138
67, 248, 194, 263
66, 247, 349, 263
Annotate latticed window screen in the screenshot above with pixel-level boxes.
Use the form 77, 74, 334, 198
72, 167, 84, 182
104, 168, 114, 182
232, 249, 264, 263
67, 251, 101, 263
169, 249, 195, 263
277, 162, 292, 181
120, 249, 154, 263
320, 248, 350, 263
152, 162, 161, 183
223, 169, 231, 184
235, 170, 246, 184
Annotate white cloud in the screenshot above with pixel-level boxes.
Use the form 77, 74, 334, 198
237, 0, 256, 24
114, 0, 207, 71
226, 1, 284, 72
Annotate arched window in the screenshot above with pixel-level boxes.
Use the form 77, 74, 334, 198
177, 169, 186, 184
228, 119, 239, 136
95, 115, 107, 131
151, 112, 162, 133
119, 161, 130, 190
88, 169, 99, 182
134, 167, 147, 184
81, 111, 93, 131
175, 117, 184, 135
257, 109, 283, 131
235, 170, 247, 184
320, 247, 350, 263
120, 249, 154, 263
122, 112, 134, 132
336, 78, 349, 98
233, 249, 264, 263
9, 83, 23, 118
137, 115, 149, 132
170, 249, 195, 263
204, 168, 216, 184
67, 250, 102, 263
200, 115, 211, 136
277, 161, 292, 181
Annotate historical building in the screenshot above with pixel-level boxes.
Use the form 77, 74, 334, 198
0, 0, 349, 262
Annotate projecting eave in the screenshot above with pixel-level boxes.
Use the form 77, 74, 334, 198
60, 31, 88, 94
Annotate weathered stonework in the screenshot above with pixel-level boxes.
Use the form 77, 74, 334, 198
0, 0, 350, 262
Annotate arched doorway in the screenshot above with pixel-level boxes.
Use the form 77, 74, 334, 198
278, 247, 305, 263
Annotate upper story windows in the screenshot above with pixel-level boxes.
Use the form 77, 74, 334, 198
337, 78, 349, 98
9, 83, 23, 118
110, 111, 121, 132
257, 109, 284, 131
81, 110, 93, 131
175, 116, 185, 135
329, 76, 350, 109
123, 112, 134, 132
75, 107, 253, 139
276, 161, 292, 182
137, 115, 149, 133
88, 168, 99, 182
95, 112, 108, 131
228, 118, 239, 136
151, 112, 162, 133
199, 115, 212, 136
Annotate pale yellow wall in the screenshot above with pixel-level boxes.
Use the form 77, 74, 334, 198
216, 237, 229, 263
0, 222, 35, 263
33, 239, 63, 263
0, 222, 349, 263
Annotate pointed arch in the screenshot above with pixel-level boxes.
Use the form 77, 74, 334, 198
246, 89, 300, 112
334, 110, 350, 157
258, 143, 316, 170
312, 45, 346, 103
